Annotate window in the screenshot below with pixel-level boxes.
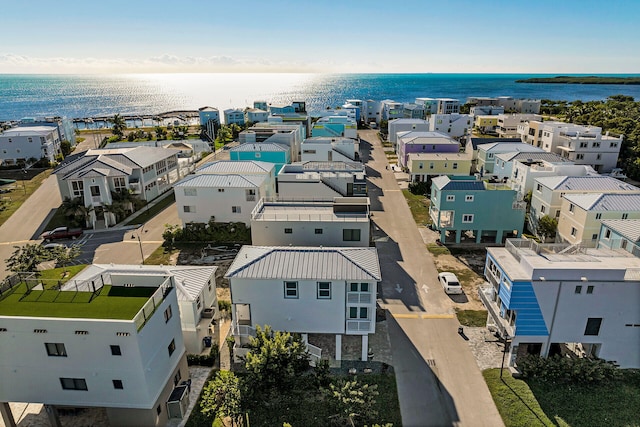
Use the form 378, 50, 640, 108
168, 339, 176, 356
343, 229, 361, 241
604, 229, 611, 239
183, 205, 195, 213
571, 227, 577, 236
622, 213, 629, 220
60, 378, 87, 391
217, 188, 225, 192
419, 163, 423, 169
184, 188, 197, 197
45, 343, 67, 357
453, 163, 458, 170
317, 282, 331, 299
174, 370, 182, 385
359, 307, 368, 319
541, 205, 546, 213
71, 181, 84, 198
315, 228, 323, 234
232, 206, 241, 213
569, 204, 575, 213
446, 195, 455, 202
610, 142, 618, 148
595, 213, 602, 219
284, 228, 293, 234
349, 307, 358, 318
465, 195, 474, 202
575, 285, 582, 294
110, 345, 122, 356
113, 177, 126, 192
157, 405, 162, 415
429, 162, 434, 169
587, 286, 594, 294
597, 154, 602, 160
576, 154, 584, 160
90, 185, 100, 197
621, 240, 628, 250
164, 305, 173, 323
462, 214, 474, 223
592, 234, 598, 240
246, 189, 256, 201
254, 152, 261, 158
584, 318, 602, 336
113, 380, 123, 389
536, 183, 542, 192
284, 281, 298, 298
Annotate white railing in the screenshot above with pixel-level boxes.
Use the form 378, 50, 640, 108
346, 319, 372, 332
306, 342, 322, 367
133, 279, 174, 331
347, 292, 372, 304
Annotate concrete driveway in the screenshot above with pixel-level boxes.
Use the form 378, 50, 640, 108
360, 129, 503, 427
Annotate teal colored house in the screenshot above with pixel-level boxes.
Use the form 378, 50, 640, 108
229, 143, 290, 173
429, 175, 526, 244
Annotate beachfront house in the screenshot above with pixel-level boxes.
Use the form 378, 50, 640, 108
428, 113, 472, 140
240, 123, 304, 162
493, 152, 568, 181
388, 118, 430, 148
250, 197, 370, 247
223, 109, 245, 126
0, 126, 61, 165
198, 106, 220, 140
476, 142, 545, 175
227, 246, 381, 362
277, 161, 367, 199
479, 239, 640, 369
495, 114, 542, 138
311, 116, 358, 139
244, 108, 268, 124
0, 267, 188, 427
430, 175, 526, 244
53, 146, 181, 229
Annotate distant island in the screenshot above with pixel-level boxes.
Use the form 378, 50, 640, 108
516, 76, 640, 85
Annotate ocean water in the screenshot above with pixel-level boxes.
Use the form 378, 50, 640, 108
1, 73, 640, 121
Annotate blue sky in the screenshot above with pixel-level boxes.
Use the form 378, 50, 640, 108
1, 0, 638, 73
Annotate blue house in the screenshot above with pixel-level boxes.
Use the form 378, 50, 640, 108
229, 143, 290, 173
429, 175, 525, 244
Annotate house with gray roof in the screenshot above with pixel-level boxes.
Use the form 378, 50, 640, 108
476, 141, 545, 175
558, 193, 640, 245
530, 176, 640, 235
597, 219, 640, 257
226, 246, 381, 362
53, 146, 181, 228
430, 175, 526, 244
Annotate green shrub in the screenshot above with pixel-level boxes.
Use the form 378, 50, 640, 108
408, 181, 430, 195
187, 343, 219, 367
218, 299, 231, 312
518, 354, 621, 383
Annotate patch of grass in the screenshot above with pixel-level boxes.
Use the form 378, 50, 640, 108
483, 369, 557, 427
402, 189, 431, 225
484, 368, 640, 427
0, 169, 52, 227
42, 205, 70, 231
123, 192, 176, 225
186, 372, 401, 427
455, 309, 488, 327
38, 265, 87, 287
426, 242, 450, 256
145, 245, 179, 265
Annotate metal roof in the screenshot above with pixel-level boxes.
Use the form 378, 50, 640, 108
174, 174, 265, 188
230, 143, 289, 152
431, 176, 485, 191
536, 176, 639, 192
563, 193, 640, 211
600, 219, 640, 242
68, 264, 217, 302
495, 152, 568, 163
196, 160, 274, 174
397, 131, 457, 145
1, 126, 57, 136
477, 142, 545, 154
225, 246, 381, 281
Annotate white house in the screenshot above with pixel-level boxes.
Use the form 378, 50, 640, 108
436, 98, 460, 114
70, 264, 219, 355
227, 246, 381, 362
388, 118, 430, 148
240, 123, 304, 162
53, 147, 181, 229
0, 126, 60, 165
300, 137, 359, 163
311, 116, 358, 139
509, 160, 598, 198
529, 176, 640, 231
493, 152, 568, 181
429, 113, 472, 140
250, 197, 370, 247
363, 99, 382, 124
0, 268, 188, 427
476, 142, 545, 175
277, 161, 367, 199
480, 239, 640, 369
381, 100, 404, 121
496, 114, 542, 138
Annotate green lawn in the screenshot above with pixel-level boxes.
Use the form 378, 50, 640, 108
0, 283, 155, 319
123, 192, 176, 226
456, 309, 488, 327
426, 242, 450, 256
186, 372, 401, 427
483, 368, 640, 427
402, 189, 431, 225
38, 265, 88, 287
145, 245, 179, 265
0, 169, 52, 227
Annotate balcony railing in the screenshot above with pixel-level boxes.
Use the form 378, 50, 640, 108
347, 292, 372, 304
346, 319, 372, 332
133, 279, 174, 332
478, 285, 514, 339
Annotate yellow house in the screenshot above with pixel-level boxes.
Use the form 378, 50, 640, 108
408, 152, 473, 182
474, 115, 498, 133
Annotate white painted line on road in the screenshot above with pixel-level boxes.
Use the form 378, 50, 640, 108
0, 240, 33, 245
422, 284, 429, 293
392, 313, 455, 319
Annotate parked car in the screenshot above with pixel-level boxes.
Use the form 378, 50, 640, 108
42, 242, 67, 251
438, 272, 463, 295
40, 226, 83, 242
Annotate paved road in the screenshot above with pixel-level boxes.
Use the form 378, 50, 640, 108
360, 129, 503, 427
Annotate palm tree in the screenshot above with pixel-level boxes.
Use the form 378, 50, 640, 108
109, 114, 127, 138
60, 197, 88, 228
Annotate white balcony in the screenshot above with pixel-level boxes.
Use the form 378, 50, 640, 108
347, 292, 372, 304
346, 319, 372, 333
478, 285, 514, 339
